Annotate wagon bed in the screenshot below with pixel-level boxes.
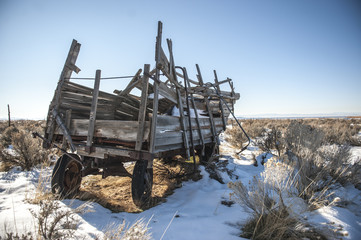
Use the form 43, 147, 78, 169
42, 22, 240, 207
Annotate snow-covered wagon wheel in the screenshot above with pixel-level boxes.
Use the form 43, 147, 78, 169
131, 160, 153, 208
51, 154, 82, 198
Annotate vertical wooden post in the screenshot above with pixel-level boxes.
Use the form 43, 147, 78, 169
7, 104, 11, 127
135, 64, 150, 151
167, 39, 190, 161
214, 70, 226, 131
62, 109, 72, 150
149, 21, 162, 155
44, 39, 81, 148
86, 70, 101, 152
229, 79, 235, 112
185, 69, 205, 156
196, 64, 218, 145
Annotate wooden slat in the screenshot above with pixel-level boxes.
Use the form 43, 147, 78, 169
167, 38, 190, 160
86, 70, 101, 150
214, 70, 226, 131
117, 68, 142, 96
135, 64, 150, 151
54, 119, 150, 141
196, 64, 218, 144
149, 21, 162, 154
62, 109, 72, 150
44, 39, 81, 148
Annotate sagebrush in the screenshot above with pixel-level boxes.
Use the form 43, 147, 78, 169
0, 120, 50, 171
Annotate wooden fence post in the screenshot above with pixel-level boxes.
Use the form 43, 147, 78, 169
7, 104, 11, 127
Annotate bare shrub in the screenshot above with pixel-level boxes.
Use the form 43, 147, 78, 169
228, 178, 325, 239
102, 218, 152, 240
225, 125, 248, 149
285, 120, 324, 153
1, 129, 49, 171
318, 144, 361, 186
0, 126, 19, 148
0, 232, 34, 240
29, 199, 88, 240
256, 127, 286, 157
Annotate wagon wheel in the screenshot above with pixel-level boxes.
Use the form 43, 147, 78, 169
131, 160, 153, 208
51, 154, 82, 198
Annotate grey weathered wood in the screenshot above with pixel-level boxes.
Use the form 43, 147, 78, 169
186, 79, 205, 155
53, 119, 150, 141
44, 24, 241, 163
214, 78, 231, 87
182, 67, 199, 161
76, 145, 137, 159
45, 39, 81, 148
135, 64, 150, 151
149, 21, 162, 154
86, 70, 101, 151
157, 81, 178, 104
7, 104, 10, 127
52, 108, 76, 152
116, 68, 142, 96
228, 79, 235, 112
62, 109, 72, 150
196, 64, 218, 145
167, 38, 190, 160
214, 70, 226, 131
175, 72, 199, 85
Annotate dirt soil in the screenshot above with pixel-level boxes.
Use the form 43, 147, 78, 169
77, 158, 201, 213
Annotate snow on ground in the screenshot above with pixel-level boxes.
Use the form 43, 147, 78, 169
1, 133, 361, 239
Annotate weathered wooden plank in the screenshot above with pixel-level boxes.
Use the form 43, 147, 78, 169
63, 81, 118, 101
61, 91, 114, 105
62, 109, 72, 150
86, 70, 101, 150
214, 70, 226, 131
158, 81, 178, 104
155, 129, 213, 146
167, 38, 191, 160
186, 71, 205, 154
76, 145, 136, 159
155, 124, 223, 140
135, 64, 150, 151
196, 64, 218, 145
44, 39, 81, 148
158, 47, 170, 74
52, 109, 76, 152
149, 21, 162, 154
54, 119, 150, 141
116, 68, 142, 97
155, 115, 223, 131
154, 137, 217, 153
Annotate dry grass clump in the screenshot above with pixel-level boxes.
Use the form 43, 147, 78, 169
102, 218, 152, 240
0, 232, 34, 240
228, 178, 325, 240
0, 120, 50, 171
29, 199, 82, 240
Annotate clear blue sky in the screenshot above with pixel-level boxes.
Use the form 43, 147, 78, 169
1, 0, 360, 119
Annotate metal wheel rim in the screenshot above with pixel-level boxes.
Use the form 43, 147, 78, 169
64, 161, 81, 192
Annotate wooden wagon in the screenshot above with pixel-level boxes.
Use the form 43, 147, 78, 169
41, 22, 239, 207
